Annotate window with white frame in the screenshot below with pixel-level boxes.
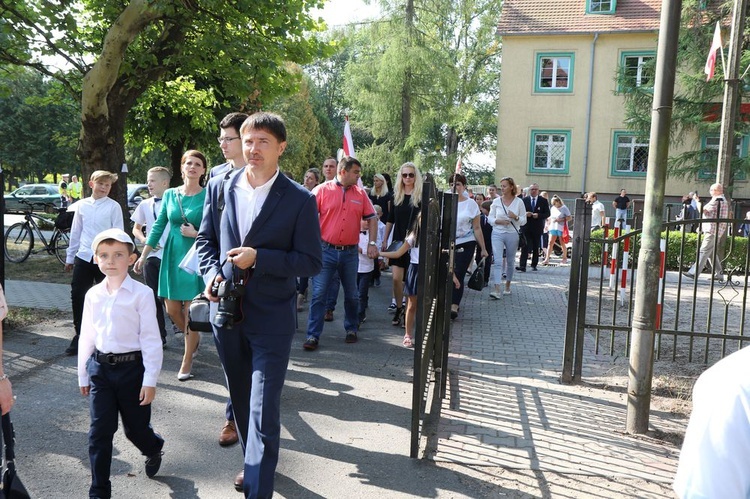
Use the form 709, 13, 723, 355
613, 132, 649, 175
530, 130, 570, 173
587, 0, 616, 14
535, 53, 574, 93
622, 53, 655, 88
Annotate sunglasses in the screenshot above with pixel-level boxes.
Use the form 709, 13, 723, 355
402, 172, 415, 178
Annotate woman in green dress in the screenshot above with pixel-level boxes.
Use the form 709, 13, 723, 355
135, 150, 207, 380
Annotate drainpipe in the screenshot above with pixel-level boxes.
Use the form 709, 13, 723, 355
581, 33, 599, 196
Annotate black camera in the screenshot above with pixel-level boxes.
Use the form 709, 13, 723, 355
211, 270, 246, 329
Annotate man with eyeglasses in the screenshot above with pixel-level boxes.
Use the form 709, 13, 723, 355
211, 112, 249, 179
517, 182, 550, 272
208, 112, 248, 450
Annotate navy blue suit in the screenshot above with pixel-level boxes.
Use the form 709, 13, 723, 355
196, 170, 322, 498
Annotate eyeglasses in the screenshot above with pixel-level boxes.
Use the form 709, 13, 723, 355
402, 172, 415, 178
217, 137, 240, 144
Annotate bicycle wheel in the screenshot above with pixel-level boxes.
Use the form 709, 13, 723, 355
4, 223, 33, 263
52, 230, 70, 265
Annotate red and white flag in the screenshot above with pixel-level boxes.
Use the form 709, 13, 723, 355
705, 22, 723, 81
343, 116, 355, 158
455, 155, 462, 175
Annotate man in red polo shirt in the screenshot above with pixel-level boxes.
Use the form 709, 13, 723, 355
304, 156, 379, 350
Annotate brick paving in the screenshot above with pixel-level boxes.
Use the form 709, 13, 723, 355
432, 259, 686, 486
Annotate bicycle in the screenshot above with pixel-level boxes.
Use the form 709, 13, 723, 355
4, 199, 71, 264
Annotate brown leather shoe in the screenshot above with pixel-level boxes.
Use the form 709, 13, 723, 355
219, 420, 239, 447
324, 310, 334, 321
234, 470, 244, 492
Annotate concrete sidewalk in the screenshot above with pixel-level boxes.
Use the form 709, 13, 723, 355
1, 259, 684, 497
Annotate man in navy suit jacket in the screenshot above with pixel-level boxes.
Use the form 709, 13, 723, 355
196, 112, 322, 498
517, 183, 550, 271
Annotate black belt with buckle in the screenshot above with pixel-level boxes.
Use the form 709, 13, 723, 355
94, 350, 143, 365
322, 241, 357, 251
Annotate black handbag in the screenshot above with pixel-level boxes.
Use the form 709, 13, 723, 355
188, 293, 213, 332
467, 259, 485, 291
1, 413, 30, 499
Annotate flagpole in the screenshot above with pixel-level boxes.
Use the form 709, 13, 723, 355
716, 0, 748, 191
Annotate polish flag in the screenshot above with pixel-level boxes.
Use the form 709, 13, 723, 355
343, 116, 355, 158
705, 23, 723, 81
455, 155, 462, 174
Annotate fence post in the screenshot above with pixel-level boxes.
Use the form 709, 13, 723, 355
562, 198, 589, 383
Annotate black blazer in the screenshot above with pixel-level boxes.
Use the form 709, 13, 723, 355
522, 195, 550, 234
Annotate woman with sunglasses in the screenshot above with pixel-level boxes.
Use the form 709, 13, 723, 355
449, 173, 488, 319
383, 162, 423, 326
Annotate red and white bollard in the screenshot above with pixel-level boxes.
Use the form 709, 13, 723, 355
609, 225, 621, 290
619, 226, 630, 307
602, 218, 610, 268
656, 238, 666, 329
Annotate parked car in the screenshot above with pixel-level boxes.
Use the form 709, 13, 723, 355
128, 184, 151, 211
4, 184, 62, 213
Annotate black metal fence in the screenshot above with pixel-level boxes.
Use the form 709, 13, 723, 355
563, 198, 750, 382
410, 179, 456, 457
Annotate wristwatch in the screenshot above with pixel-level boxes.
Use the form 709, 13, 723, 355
369, 241, 377, 246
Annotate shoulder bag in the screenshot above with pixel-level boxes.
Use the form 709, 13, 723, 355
1, 413, 30, 499
500, 200, 527, 249
467, 258, 485, 291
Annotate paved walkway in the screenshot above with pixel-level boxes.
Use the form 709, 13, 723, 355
0, 258, 685, 497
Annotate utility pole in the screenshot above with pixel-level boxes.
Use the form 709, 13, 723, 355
626, 0, 682, 434
716, 0, 747, 192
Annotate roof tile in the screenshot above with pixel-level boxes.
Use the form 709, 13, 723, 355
498, 0, 662, 36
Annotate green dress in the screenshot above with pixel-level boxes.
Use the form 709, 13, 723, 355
146, 187, 206, 301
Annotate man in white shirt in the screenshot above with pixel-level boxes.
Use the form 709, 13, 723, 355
674, 345, 750, 498
65, 170, 124, 355
587, 192, 606, 229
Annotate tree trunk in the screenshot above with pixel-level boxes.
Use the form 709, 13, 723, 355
169, 144, 184, 187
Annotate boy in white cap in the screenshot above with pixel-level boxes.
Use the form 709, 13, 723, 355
77, 228, 164, 499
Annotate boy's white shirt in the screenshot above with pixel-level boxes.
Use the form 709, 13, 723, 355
66, 196, 124, 264
131, 197, 169, 259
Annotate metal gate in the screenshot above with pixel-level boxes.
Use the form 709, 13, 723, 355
563, 198, 750, 382
410, 176, 456, 457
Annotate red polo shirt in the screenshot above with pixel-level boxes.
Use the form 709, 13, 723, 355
315, 181, 376, 246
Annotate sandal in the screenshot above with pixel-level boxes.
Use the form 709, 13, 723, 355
402, 335, 413, 348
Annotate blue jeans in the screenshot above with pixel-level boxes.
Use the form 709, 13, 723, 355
306, 244, 359, 338
492, 231, 519, 285
326, 271, 340, 311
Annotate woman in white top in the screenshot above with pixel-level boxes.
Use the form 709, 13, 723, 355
488, 176, 527, 298
543, 195, 572, 265
449, 173, 488, 319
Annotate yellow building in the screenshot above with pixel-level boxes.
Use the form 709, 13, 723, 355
496, 0, 747, 211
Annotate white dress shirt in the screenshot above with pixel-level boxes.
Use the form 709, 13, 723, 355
77, 275, 163, 387
131, 197, 168, 259
66, 196, 124, 264
234, 169, 279, 241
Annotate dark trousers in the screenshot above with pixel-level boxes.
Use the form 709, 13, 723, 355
357, 271, 372, 321
87, 356, 163, 498
143, 257, 167, 341
519, 228, 543, 269
213, 327, 293, 499
72, 257, 105, 336
452, 241, 477, 305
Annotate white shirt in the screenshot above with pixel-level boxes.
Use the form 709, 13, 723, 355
77, 275, 163, 388
234, 169, 279, 240
549, 205, 571, 232
358, 232, 375, 273
455, 199, 480, 245
489, 197, 527, 234
131, 197, 169, 259
673, 346, 750, 498
591, 201, 605, 228
406, 234, 419, 264
66, 196, 124, 264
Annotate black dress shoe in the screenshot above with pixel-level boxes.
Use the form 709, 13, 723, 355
531, 266, 538, 271
234, 470, 244, 492
515, 266, 526, 272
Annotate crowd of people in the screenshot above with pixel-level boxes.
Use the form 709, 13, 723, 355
47, 108, 644, 498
